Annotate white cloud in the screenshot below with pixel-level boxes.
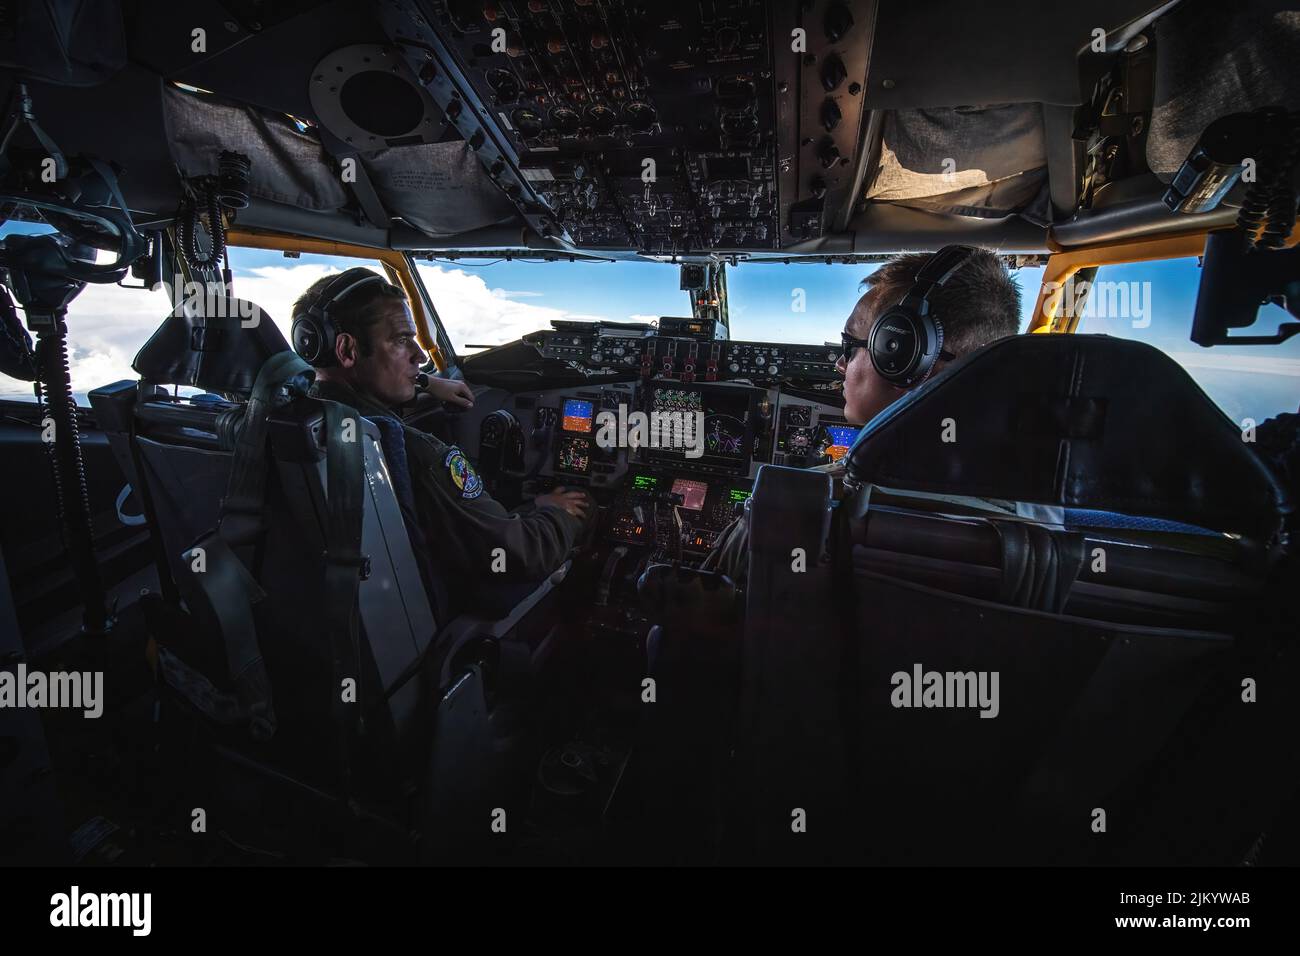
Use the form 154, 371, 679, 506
0, 261, 374, 402
0, 257, 679, 402
416, 264, 605, 351
5, 280, 175, 401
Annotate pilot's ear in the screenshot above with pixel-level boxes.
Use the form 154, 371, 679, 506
335, 332, 359, 368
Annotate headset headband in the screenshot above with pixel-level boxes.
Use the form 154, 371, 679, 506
897, 244, 978, 315
304, 269, 387, 321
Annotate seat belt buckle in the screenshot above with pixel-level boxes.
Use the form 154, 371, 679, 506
324, 548, 371, 581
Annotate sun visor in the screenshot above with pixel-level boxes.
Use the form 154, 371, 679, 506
864, 104, 1050, 223
360, 141, 519, 237
883, 171, 1052, 226
1146, 0, 1300, 181
162, 85, 348, 211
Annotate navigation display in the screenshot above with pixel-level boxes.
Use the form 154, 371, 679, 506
644, 384, 755, 473
562, 398, 594, 433
556, 435, 591, 473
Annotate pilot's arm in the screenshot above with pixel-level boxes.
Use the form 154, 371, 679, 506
410, 435, 590, 580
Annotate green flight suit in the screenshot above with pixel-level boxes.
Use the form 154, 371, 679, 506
310, 379, 585, 615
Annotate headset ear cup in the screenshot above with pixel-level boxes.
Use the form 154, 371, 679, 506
292, 313, 333, 368
912, 314, 945, 387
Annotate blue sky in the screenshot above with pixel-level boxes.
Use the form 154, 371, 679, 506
1, 222, 1296, 423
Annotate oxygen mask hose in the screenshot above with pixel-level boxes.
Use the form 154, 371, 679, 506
34, 314, 107, 633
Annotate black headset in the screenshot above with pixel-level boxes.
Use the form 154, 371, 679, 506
290, 267, 389, 368
865, 244, 976, 389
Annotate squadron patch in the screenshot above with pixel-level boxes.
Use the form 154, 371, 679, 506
444, 447, 483, 499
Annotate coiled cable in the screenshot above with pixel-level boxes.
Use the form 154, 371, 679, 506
33, 316, 107, 631
1236, 108, 1300, 250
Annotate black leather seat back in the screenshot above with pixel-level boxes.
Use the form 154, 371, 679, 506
846, 334, 1291, 540
734, 333, 1297, 864
134, 297, 290, 397
106, 305, 440, 783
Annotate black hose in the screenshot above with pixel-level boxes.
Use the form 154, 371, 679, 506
34, 316, 107, 632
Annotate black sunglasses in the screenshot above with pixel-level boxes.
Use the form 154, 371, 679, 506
839, 331, 954, 365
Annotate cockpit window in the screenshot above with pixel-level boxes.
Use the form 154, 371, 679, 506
1075, 257, 1300, 426
726, 261, 1045, 344
0, 222, 170, 406
0, 234, 387, 406
415, 258, 687, 355
415, 257, 1047, 355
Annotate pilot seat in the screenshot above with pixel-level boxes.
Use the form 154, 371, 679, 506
734, 333, 1300, 865
89, 295, 573, 862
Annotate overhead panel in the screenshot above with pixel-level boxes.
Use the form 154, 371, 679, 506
380, 0, 878, 254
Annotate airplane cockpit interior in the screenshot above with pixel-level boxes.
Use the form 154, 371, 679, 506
1, 0, 1299, 878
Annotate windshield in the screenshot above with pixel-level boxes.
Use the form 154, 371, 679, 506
1075, 257, 1300, 425
417, 257, 1046, 355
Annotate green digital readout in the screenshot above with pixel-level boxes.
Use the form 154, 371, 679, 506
728, 488, 752, 503
632, 475, 660, 491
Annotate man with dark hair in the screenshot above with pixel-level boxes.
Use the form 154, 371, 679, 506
298, 267, 593, 618
703, 247, 1025, 585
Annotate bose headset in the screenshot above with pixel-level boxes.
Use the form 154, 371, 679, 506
291, 267, 391, 367
858, 243, 976, 389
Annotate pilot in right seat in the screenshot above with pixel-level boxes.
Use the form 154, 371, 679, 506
291, 268, 594, 619
702, 246, 1026, 586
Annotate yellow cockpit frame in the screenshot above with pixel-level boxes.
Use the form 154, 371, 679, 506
226, 228, 450, 370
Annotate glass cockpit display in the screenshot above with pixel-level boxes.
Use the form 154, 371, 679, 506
670, 477, 709, 511
823, 424, 860, 461
643, 384, 755, 473
562, 398, 594, 433
556, 434, 591, 474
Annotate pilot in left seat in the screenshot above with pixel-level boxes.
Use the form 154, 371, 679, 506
291, 267, 593, 618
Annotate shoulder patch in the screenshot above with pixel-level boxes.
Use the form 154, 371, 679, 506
444, 447, 483, 500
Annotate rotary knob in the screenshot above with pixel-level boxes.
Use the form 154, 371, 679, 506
825, 2, 855, 42
821, 54, 847, 92
819, 139, 841, 169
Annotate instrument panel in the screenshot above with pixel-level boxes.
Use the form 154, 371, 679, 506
526, 322, 844, 385
385, 0, 876, 252
465, 368, 857, 565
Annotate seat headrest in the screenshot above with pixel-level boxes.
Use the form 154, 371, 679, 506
133, 297, 289, 397
847, 334, 1292, 539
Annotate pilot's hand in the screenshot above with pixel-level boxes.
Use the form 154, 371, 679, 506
535, 486, 592, 520
426, 377, 475, 409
